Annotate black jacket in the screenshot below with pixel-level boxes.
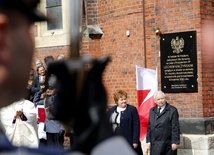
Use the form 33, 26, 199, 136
108, 104, 140, 145
146, 103, 180, 155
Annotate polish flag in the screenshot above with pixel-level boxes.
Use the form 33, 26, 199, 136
136, 66, 157, 141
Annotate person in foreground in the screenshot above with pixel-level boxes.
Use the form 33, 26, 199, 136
0, 0, 65, 154
146, 91, 180, 155
108, 90, 143, 155
0, 99, 39, 148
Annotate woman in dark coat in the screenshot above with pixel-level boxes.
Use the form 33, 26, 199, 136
108, 90, 143, 155
146, 91, 180, 155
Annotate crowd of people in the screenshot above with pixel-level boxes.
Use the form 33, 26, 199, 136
29, 54, 76, 149
0, 54, 76, 150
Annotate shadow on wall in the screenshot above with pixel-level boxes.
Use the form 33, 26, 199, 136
178, 135, 193, 155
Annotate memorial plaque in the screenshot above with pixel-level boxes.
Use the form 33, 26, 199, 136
160, 31, 198, 93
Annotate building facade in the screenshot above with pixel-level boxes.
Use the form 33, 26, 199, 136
34, 0, 214, 154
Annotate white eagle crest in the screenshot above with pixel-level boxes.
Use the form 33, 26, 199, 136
171, 36, 184, 54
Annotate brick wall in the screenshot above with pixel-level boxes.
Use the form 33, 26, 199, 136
147, 0, 203, 118
32, 46, 69, 68
83, 0, 214, 118
86, 0, 147, 106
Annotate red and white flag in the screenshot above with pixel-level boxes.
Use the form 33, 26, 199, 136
136, 66, 157, 141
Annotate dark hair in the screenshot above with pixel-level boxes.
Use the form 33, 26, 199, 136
36, 65, 45, 73
44, 56, 54, 66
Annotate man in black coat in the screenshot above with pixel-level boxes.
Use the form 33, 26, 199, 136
146, 91, 180, 155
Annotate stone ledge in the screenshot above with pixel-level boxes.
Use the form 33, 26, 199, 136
140, 134, 214, 155
83, 25, 103, 39
180, 117, 214, 134
178, 149, 214, 155
178, 134, 214, 155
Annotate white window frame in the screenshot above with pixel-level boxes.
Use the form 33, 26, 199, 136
35, 0, 70, 48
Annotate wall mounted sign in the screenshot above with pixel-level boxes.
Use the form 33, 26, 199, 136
160, 31, 198, 93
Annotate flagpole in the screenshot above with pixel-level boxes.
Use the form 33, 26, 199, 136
68, 0, 86, 100
69, 0, 82, 58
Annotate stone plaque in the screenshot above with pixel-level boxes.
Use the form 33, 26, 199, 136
160, 31, 198, 93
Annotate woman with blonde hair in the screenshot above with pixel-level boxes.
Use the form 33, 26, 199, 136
108, 90, 143, 155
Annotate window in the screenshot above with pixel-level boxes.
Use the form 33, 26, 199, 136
35, 0, 70, 47
46, 0, 62, 30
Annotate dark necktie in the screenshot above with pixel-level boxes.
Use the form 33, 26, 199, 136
157, 107, 161, 117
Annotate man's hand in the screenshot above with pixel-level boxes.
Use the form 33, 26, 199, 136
133, 143, 138, 149
16, 110, 23, 118
40, 85, 45, 89
171, 143, 178, 151
147, 142, 151, 150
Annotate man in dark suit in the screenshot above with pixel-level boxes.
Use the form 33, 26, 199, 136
146, 91, 180, 155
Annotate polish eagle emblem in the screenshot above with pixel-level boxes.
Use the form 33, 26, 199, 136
171, 36, 184, 54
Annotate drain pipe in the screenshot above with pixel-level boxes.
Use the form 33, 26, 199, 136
142, 0, 147, 67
